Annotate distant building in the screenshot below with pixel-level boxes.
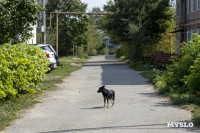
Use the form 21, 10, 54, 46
104, 36, 113, 49
175, 0, 200, 54
27, 26, 37, 44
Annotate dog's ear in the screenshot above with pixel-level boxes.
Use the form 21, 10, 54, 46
102, 85, 105, 88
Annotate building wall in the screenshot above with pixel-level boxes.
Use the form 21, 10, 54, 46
27, 26, 37, 44
176, 0, 200, 54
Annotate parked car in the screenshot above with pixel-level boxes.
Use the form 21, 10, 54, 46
29, 44, 57, 69
36, 44, 60, 66
43, 50, 57, 69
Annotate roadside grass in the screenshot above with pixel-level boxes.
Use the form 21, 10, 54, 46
129, 61, 153, 71
0, 56, 88, 131
127, 59, 200, 127
66, 56, 91, 64
128, 60, 155, 83
140, 71, 155, 83
169, 93, 200, 127
193, 107, 200, 126
0, 93, 39, 131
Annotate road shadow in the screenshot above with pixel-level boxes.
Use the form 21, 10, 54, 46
138, 92, 180, 108
81, 106, 104, 109
38, 123, 166, 133
101, 55, 149, 85
38, 123, 197, 133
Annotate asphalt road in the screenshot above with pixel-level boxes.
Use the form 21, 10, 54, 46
2, 55, 199, 133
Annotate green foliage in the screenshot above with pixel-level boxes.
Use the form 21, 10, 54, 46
169, 93, 200, 105
119, 55, 126, 61
99, 46, 110, 55
0, 43, 50, 100
103, 46, 110, 55
46, 0, 88, 56
115, 47, 124, 58
140, 71, 155, 83
86, 16, 104, 56
0, 57, 82, 131
193, 108, 200, 126
78, 45, 88, 58
102, 0, 173, 59
0, 0, 43, 44
154, 35, 200, 95
129, 61, 152, 71
46, 28, 56, 47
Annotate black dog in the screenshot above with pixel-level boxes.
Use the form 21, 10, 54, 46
97, 86, 115, 108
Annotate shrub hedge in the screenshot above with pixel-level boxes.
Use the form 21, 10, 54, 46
154, 34, 200, 95
0, 43, 50, 100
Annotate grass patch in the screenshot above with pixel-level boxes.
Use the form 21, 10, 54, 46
193, 107, 200, 126
0, 56, 88, 131
66, 56, 91, 64
129, 61, 153, 71
0, 93, 39, 130
169, 93, 200, 106
140, 71, 155, 83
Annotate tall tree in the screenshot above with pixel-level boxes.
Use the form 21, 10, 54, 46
102, 0, 173, 59
46, 0, 88, 56
0, 0, 43, 44
86, 16, 103, 55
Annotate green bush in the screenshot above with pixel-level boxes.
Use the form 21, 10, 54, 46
78, 45, 88, 58
98, 46, 110, 55
184, 56, 200, 94
115, 48, 124, 58
0, 43, 50, 100
193, 108, 200, 126
119, 55, 126, 61
154, 34, 200, 95
103, 46, 109, 55
109, 49, 115, 55
88, 49, 97, 56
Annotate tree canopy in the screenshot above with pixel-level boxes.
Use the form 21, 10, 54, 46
46, 0, 88, 56
102, 0, 174, 59
0, 0, 43, 44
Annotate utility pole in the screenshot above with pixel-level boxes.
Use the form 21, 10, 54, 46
169, 35, 172, 55
49, 12, 110, 55
42, 0, 46, 44
56, 13, 59, 54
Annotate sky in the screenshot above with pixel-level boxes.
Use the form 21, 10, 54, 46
80, 0, 110, 12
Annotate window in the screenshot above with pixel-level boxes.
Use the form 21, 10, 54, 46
186, 31, 191, 43
197, 0, 200, 10
191, 0, 195, 12
187, 0, 190, 13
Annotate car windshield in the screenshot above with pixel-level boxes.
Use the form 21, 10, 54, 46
40, 46, 53, 52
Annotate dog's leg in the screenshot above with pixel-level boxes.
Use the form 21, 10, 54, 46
104, 98, 106, 108
112, 97, 114, 106
107, 99, 109, 108
110, 99, 114, 107
110, 99, 113, 107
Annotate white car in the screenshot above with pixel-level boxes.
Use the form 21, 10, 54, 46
43, 50, 57, 69
29, 44, 57, 69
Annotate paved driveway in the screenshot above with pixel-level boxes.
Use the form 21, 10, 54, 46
1, 55, 199, 133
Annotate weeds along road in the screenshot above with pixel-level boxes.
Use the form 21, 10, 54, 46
1, 55, 198, 133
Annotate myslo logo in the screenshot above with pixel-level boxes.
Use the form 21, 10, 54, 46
167, 122, 194, 128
